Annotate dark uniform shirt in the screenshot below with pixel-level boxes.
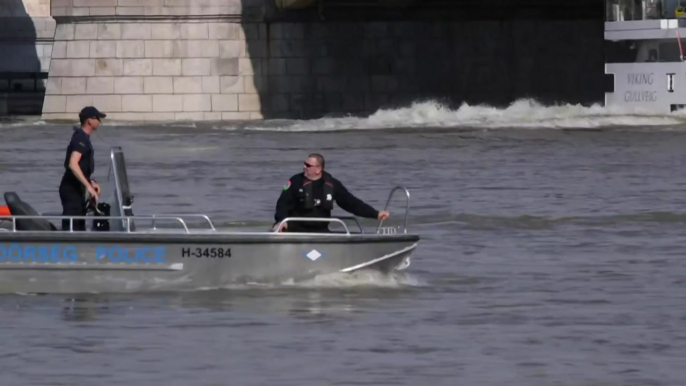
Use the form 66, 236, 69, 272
60, 127, 94, 191
275, 171, 379, 232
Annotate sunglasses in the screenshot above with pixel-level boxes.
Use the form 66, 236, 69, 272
304, 162, 319, 168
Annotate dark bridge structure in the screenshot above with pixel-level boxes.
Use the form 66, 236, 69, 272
274, 0, 602, 20
0, 0, 54, 116
254, 0, 606, 117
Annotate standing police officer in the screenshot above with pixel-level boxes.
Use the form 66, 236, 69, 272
59, 106, 106, 231
273, 153, 390, 233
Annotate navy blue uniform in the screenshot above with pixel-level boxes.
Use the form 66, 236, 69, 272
274, 171, 379, 232
59, 127, 94, 231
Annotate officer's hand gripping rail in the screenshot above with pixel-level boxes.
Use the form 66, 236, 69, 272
377, 186, 411, 234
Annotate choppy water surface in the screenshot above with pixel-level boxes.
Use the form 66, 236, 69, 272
1, 101, 686, 385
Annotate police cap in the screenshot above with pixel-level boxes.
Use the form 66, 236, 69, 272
79, 106, 106, 122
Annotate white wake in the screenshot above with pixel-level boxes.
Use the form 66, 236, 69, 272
11, 98, 686, 132
241, 98, 686, 132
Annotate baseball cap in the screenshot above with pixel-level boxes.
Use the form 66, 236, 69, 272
79, 106, 106, 122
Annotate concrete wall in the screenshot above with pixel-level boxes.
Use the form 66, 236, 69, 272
40, 0, 605, 121
42, 0, 265, 120
0, 0, 55, 115
3, 0, 52, 16
42, 20, 266, 121
49, 0, 264, 17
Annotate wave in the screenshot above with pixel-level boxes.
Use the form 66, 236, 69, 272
408, 211, 686, 230
275, 269, 424, 289
238, 98, 686, 132
9, 98, 686, 132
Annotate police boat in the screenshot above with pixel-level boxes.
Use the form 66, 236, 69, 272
0, 147, 420, 294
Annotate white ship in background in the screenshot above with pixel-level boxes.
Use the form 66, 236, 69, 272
605, 0, 686, 112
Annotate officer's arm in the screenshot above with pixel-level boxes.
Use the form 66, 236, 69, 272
68, 141, 92, 191
334, 181, 379, 219
274, 181, 295, 223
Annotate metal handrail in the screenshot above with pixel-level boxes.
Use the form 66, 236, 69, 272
377, 226, 397, 235
0, 214, 191, 233
149, 214, 216, 231
329, 216, 364, 233
376, 186, 411, 234
273, 217, 351, 235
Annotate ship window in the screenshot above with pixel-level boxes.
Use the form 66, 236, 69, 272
605, 40, 639, 63
606, 0, 664, 21
658, 43, 682, 61
605, 73, 615, 93
605, 40, 685, 63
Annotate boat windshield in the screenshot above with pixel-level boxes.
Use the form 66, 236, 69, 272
103, 147, 135, 231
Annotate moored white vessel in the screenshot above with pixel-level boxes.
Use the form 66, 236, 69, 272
605, 0, 686, 113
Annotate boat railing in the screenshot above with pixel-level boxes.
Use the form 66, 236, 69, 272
273, 217, 356, 235
149, 214, 216, 231
0, 214, 208, 233
377, 226, 397, 235
377, 186, 410, 234
332, 216, 364, 233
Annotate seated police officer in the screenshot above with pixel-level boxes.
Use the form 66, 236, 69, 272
273, 153, 390, 233
59, 106, 106, 231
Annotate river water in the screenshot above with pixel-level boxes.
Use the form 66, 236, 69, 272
1, 100, 685, 385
